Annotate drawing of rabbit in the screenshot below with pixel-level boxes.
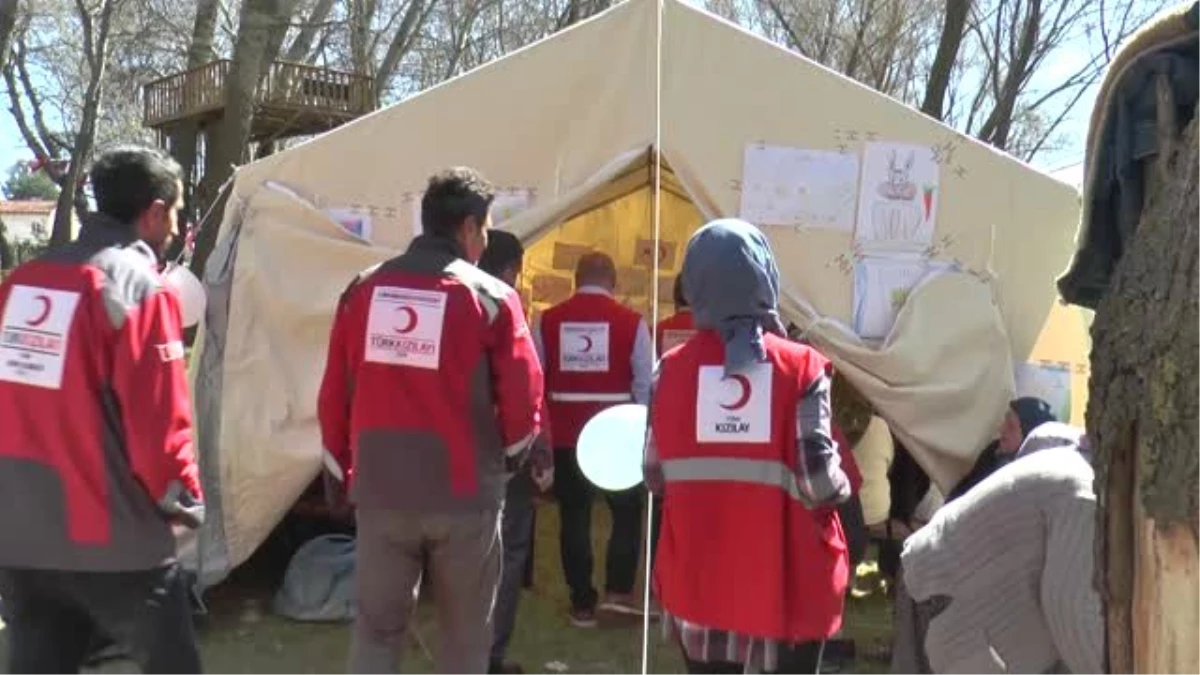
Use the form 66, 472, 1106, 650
877, 149, 917, 201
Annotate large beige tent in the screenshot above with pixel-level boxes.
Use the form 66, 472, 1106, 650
184, 0, 1089, 587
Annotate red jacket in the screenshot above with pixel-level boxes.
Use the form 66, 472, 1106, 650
539, 291, 641, 448
650, 331, 849, 642
318, 235, 544, 511
0, 220, 203, 571
654, 309, 696, 358
833, 425, 863, 495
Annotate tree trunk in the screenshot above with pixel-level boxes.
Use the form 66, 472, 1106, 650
349, 0, 378, 76
51, 0, 119, 246
187, 0, 220, 66
920, 0, 970, 120
169, 0, 222, 250
0, 0, 17, 75
191, 0, 296, 277
1090, 82, 1199, 675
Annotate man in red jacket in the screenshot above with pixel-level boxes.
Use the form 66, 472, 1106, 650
535, 252, 654, 626
318, 167, 545, 673
654, 274, 695, 359
0, 146, 204, 673
476, 229, 553, 674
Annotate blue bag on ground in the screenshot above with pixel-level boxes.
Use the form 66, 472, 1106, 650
272, 534, 357, 622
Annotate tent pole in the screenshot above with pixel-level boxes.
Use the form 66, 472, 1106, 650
641, 0, 665, 673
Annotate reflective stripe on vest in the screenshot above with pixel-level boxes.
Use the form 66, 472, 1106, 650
549, 392, 633, 403
659, 457, 804, 501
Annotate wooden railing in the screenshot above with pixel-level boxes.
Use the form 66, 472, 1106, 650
144, 60, 231, 127
259, 61, 375, 115
143, 60, 375, 128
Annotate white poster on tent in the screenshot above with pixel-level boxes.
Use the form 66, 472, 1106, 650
1014, 361, 1072, 423
853, 254, 955, 340
855, 142, 939, 251
410, 188, 534, 237
738, 144, 859, 231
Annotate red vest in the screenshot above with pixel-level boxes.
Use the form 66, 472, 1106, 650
651, 330, 848, 642
832, 425, 863, 495
540, 291, 640, 447
655, 310, 696, 358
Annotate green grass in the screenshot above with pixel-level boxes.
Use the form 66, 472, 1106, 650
0, 501, 892, 673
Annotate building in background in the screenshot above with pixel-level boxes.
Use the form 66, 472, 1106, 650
0, 199, 56, 243
0, 200, 82, 271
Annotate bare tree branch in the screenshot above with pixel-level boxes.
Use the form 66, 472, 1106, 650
54, 0, 123, 243
761, 0, 806, 57
376, 0, 436, 97
3, 64, 50, 161
976, 0, 1042, 148
283, 0, 334, 63
13, 39, 71, 155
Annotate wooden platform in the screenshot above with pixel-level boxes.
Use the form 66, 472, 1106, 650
143, 60, 375, 140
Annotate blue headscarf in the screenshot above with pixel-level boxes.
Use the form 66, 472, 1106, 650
681, 218, 786, 375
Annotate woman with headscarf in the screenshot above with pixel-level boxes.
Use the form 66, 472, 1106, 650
946, 397, 1057, 503
644, 219, 852, 674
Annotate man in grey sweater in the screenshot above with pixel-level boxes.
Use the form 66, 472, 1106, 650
900, 423, 1102, 674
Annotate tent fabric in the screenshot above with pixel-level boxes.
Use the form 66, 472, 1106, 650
183, 184, 392, 586
185, 0, 1088, 586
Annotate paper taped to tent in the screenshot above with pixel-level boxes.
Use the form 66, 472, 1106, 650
182, 0, 1092, 588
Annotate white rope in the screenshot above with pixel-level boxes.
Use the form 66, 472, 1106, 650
642, 0, 665, 671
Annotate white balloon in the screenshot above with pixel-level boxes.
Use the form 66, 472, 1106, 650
163, 264, 207, 328
576, 403, 648, 491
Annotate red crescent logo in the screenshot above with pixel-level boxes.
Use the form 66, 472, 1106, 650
25, 294, 52, 327
720, 374, 752, 411
393, 306, 418, 334
579, 335, 594, 353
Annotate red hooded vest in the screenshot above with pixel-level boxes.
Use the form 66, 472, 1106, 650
539, 291, 640, 448
651, 330, 849, 642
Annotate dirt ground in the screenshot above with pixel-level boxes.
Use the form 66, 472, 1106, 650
0, 503, 893, 673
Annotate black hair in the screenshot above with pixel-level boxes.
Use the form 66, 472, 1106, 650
89, 146, 183, 224
421, 167, 495, 239
673, 274, 688, 308
478, 229, 524, 277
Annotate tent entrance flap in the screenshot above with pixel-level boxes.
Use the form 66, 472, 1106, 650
515, 148, 706, 324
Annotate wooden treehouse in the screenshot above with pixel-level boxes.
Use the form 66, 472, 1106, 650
144, 59, 375, 140
143, 59, 375, 183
